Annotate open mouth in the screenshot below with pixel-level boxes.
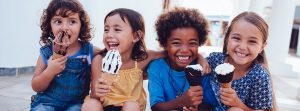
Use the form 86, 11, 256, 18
107, 42, 119, 50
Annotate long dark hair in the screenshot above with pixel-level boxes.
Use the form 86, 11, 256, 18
100, 8, 148, 62
40, 0, 93, 46
223, 12, 276, 111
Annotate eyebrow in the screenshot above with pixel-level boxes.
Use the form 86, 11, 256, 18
249, 36, 259, 40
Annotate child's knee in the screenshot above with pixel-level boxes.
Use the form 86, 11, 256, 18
122, 101, 140, 111
227, 107, 244, 111
81, 98, 103, 111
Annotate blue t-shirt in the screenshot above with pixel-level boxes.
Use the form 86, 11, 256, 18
148, 58, 189, 107
147, 58, 218, 109
207, 52, 273, 110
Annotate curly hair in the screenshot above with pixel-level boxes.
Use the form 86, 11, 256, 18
39, 0, 93, 46
155, 7, 209, 47
100, 8, 148, 62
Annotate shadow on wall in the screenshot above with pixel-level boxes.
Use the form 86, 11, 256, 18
0, 66, 35, 76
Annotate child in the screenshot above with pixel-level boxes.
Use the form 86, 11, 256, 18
205, 12, 274, 111
31, 0, 98, 110
81, 8, 210, 111
147, 7, 213, 111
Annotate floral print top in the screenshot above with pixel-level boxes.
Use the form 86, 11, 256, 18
207, 52, 272, 110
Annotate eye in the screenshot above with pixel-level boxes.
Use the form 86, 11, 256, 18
115, 28, 122, 32
231, 36, 240, 41
248, 40, 258, 44
53, 20, 62, 25
189, 41, 199, 46
171, 41, 181, 46
104, 28, 109, 33
69, 20, 77, 25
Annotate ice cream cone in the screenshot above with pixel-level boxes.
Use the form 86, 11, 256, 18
184, 64, 203, 86
52, 52, 64, 60
220, 82, 231, 88
215, 63, 235, 88
101, 72, 118, 85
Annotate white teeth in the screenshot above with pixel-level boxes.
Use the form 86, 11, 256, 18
107, 42, 119, 49
236, 52, 246, 57
178, 56, 189, 60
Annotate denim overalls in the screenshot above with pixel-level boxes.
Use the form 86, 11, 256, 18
30, 42, 93, 111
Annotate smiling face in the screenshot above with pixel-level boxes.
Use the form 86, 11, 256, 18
103, 14, 138, 55
226, 19, 266, 67
50, 10, 81, 46
165, 27, 199, 70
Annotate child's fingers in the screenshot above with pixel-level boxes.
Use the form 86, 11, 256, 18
55, 55, 68, 62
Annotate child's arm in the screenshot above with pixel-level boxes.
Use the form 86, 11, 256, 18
90, 55, 111, 100
151, 86, 203, 111
197, 54, 211, 74
31, 55, 67, 92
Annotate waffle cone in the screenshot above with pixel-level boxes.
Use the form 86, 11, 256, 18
52, 52, 63, 60
220, 82, 231, 88
101, 72, 118, 85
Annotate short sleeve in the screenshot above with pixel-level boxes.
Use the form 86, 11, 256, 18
247, 70, 272, 109
147, 61, 165, 107
39, 45, 52, 65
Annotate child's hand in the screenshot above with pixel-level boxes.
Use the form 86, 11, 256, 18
95, 78, 111, 98
200, 59, 211, 74
181, 86, 203, 107
47, 55, 67, 76
220, 87, 242, 107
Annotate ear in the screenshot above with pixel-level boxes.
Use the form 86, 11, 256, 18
133, 30, 143, 43
259, 42, 267, 53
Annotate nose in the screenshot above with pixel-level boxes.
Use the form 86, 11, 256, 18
238, 41, 247, 51
104, 31, 113, 38
179, 45, 189, 54
61, 22, 70, 32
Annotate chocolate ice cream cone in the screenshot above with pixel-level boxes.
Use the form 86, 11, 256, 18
184, 64, 203, 86
52, 52, 64, 60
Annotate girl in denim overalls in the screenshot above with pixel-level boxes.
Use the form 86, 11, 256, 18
31, 0, 99, 110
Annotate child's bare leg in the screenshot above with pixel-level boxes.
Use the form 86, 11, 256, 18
81, 98, 104, 111
227, 107, 244, 111
122, 101, 140, 111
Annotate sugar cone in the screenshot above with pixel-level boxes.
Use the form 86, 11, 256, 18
52, 52, 63, 60
100, 72, 118, 102
220, 82, 231, 88
101, 72, 118, 86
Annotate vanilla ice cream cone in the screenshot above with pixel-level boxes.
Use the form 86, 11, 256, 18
220, 82, 231, 88
215, 63, 235, 88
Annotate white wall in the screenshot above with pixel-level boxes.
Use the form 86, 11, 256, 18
0, 0, 49, 67
0, 0, 162, 67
